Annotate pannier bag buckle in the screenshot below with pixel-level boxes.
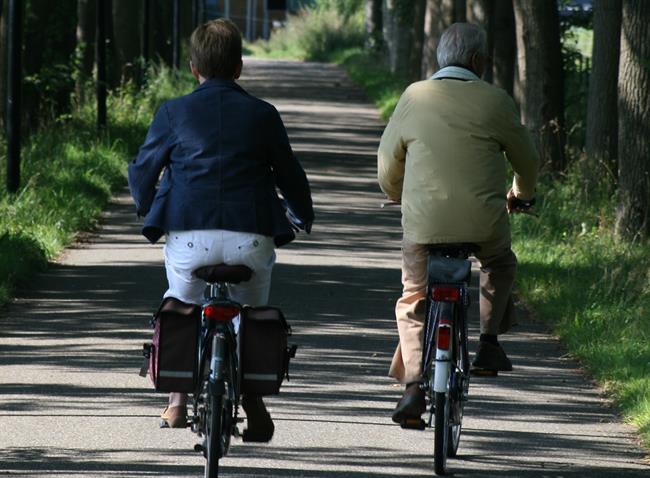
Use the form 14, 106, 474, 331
284, 344, 298, 381
139, 343, 152, 377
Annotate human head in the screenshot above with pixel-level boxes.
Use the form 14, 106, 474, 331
437, 23, 488, 76
189, 19, 243, 80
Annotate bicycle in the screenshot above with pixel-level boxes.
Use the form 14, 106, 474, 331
190, 263, 252, 478
421, 242, 477, 476
385, 194, 534, 475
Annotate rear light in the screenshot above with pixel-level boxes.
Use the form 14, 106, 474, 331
204, 305, 239, 322
437, 322, 451, 350
432, 286, 460, 302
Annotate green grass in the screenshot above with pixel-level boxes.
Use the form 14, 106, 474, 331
0, 64, 194, 306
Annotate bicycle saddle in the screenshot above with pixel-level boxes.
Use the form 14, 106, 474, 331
426, 243, 480, 258
194, 264, 253, 284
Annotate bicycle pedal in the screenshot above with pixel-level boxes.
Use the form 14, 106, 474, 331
470, 367, 498, 377
400, 418, 426, 430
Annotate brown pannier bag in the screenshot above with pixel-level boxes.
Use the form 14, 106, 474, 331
142, 297, 200, 393
240, 306, 296, 396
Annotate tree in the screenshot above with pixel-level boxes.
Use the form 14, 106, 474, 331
75, 0, 96, 104
421, 0, 454, 78
491, 0, 515, 95
615, 0, 650, 241
383, 0, 419, 75
512, 0, 565, 172
0, 0, 7, 131
22, 0, 77, 128
584, 0, 621, 189
410, 0, 426, 81
112, 0, 143, 84
365, 0, 383, 50
466, 0, 494, 83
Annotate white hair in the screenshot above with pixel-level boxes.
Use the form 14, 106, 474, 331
437, 23, 488, 68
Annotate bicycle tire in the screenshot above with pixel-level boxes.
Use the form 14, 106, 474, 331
205, 390, 222, 478
434, 391, 449, 475
447, 309, 467, 458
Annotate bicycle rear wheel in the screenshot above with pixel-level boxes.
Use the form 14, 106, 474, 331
434, 391, 450, 475
205, 390, 223, 478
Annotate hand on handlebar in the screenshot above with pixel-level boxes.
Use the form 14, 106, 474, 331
507, 189, 537, 215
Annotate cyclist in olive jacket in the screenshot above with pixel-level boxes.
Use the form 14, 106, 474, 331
378, 22, 539, 424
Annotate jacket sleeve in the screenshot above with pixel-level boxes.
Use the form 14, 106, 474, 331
494, 94, 540, 199
128, 103, 174, 216
377, 91, 408, 201
266, 106, 314, 224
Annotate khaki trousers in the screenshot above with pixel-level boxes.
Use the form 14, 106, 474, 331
389, 233, 518, 384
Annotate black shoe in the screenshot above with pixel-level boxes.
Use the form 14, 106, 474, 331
391, 382, 426, 424
472, 341, 513, 372
241, 395, 274, 442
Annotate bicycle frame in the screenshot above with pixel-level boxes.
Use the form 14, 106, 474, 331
191, 280, 242, 477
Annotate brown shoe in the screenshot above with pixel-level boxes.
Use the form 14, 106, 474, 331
391, 382, 426, 424
160, 405, 187, 428
241, 395, 274, 442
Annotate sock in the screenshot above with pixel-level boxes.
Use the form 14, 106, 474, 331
480, 333, 498, 345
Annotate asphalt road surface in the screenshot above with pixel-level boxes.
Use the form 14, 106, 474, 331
1, 58, 648, 477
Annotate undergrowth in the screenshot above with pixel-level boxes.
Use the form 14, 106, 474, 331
0, 64, 194, 306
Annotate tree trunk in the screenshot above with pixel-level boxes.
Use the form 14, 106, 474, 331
112, 0, 143, 84
153, 0, 173, 67
584, 0, 621, 189
466, 0, 494, 82
0, 0, 7, 131
384, 0, 417, 75
513, 0, 565, 172
492, 0, 515, 95
23, 0, 77, 128
421, 0, 454, 78
410, 0, 426, 81
615, 0, 650, 241
454, 0, 466, 21
365, 0, 383, 50
76, 0, 96, 104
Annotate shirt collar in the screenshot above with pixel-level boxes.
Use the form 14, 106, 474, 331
194, 77, 246, 94
431, 66, 480, 81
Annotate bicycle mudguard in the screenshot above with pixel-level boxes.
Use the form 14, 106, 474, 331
427, 256, 471, 283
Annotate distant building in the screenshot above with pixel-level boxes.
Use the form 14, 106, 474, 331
204, 0, 310, 40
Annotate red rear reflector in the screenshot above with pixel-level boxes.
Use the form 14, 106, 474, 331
437, 325, 451, 350
204, 305, 239, 322
432, 287, 460, 302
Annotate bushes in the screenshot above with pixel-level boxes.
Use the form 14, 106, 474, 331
250, 3, 365, 61
0, 65, 195, 306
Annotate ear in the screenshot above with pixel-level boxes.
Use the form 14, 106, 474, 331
471, 52, 485, 78
190, 62, 201, 82
233, 59, 243, 80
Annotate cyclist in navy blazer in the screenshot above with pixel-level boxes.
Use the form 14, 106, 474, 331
128, 59, 313, 247
128, 19, 313, 441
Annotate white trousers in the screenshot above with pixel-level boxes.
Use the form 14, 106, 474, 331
163, 229, 276, 307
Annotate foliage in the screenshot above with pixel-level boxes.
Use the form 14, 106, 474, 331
248, 2, 364, 62
511, 165, 650, 448
0, 65, 195, 306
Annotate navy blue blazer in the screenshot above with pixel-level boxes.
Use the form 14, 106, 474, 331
128, 78, 314, 246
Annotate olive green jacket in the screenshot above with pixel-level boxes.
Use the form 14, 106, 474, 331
378, 67, 539, 244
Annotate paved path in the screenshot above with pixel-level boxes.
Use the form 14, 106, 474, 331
1, 58, 648, 477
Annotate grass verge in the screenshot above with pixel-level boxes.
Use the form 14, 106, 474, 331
0, 65, 194, 307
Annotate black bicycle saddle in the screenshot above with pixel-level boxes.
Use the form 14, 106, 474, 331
194, 264, 253, 284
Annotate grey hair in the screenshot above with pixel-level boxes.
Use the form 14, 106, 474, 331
436, 23, 488, 69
